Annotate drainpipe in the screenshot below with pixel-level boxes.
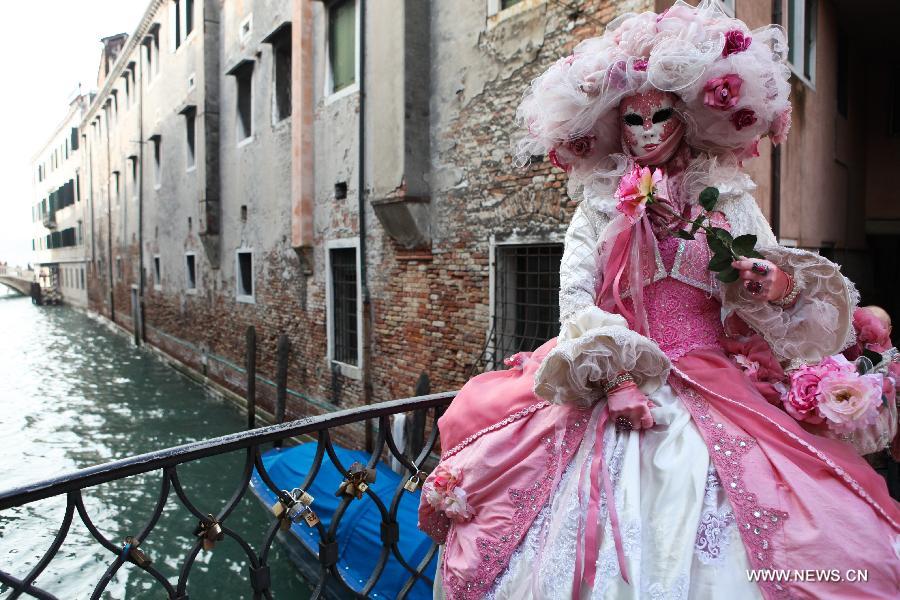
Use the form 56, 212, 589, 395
358, 0, 374, 452
770, 0, 782, 238
104, 109, 115, 322
138, 61, 145, 345
85, 133, 95, 265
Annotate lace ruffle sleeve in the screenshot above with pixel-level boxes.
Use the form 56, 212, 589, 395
533, 201, 670, 407
719, 192, 858, 365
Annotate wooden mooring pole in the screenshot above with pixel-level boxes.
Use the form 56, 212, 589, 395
273, 334, 290, 448
246, 326, 257, 430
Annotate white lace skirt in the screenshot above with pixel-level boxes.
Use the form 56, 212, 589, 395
434, 383, 765, 600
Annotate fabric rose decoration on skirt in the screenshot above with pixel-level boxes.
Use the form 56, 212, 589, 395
422, 464, 474, 523
785, 355, 883, 433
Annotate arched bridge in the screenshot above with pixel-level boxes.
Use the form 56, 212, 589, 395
0, 266, 35, 296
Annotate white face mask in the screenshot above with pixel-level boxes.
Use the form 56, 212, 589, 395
618, 90, 683, 161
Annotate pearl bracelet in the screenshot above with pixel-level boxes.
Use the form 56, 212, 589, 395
602, 373, 634, 395
769, 271, 800, 308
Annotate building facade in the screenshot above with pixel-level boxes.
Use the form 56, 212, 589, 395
30, 91, 92, 307
33, 0, 898, 449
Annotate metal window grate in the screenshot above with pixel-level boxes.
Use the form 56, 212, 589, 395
480, 243, 562, 371
331, 248, 358, 365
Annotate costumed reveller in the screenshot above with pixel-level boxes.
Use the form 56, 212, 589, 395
417, 1, 900, 598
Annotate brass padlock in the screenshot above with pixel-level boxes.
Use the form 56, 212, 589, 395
294, 490, 314, 506
302, 509, 320, 527
193, 514, 224, 551
123, 536, 152, 568
274, 489, 318, 529
272, 494, 296, 530
404, 470, 428, 492
336, 462, 376, 499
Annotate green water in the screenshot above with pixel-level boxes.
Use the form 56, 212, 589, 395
0, 291, 311, 599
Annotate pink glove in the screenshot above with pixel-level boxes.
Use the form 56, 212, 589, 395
607, 381, 654, 430
731, 258, 791, 302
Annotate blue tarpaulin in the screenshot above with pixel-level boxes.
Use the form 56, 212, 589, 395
250, 443, 437, 599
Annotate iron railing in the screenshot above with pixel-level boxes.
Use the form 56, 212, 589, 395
0, 391, 455, 600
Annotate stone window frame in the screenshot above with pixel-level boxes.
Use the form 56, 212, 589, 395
228, 59, 256, 147
149, 134, 163, 190
486, 0, 545, 28
184, 251, 198, 293
263, 22, 293, 125
239, 12, 254, 44
153, 254, 162, 291
127, 155, 139, 202
325, 237, 363, 380
487, 233, 564, 370
180, 105, 198, 172
787, 0, 817, 89
323, 0, 361, 105
171, 0, 197, 53
235, 248, 256, 304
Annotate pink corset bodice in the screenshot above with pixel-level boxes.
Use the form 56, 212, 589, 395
644, 236, 724, 360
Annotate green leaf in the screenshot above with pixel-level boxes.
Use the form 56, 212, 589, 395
708, 253, 733, 272
674, 229, 695, 240
731, 234, 758, 257
710, 227, 733, 244
706, 234, 729, 258
699, 187, 720, 211
716, 267, 740, 283
744, 249, 766, 259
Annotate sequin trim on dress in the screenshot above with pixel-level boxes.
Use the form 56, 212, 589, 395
441, 401, 550, 460
442, 411, 590, 600
673, 367, 900, 531
669, 378, 793, 600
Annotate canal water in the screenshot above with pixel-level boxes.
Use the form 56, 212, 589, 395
0, 290, 312, 599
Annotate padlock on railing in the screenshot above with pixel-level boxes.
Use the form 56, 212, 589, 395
335, 462, 376, 500
403, 470, 428, 493
193, 514, 225, 551
122, 536, 152, 568
272, 488, 319, 530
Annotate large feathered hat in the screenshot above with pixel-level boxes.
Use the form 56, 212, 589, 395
516, 0, 792, 200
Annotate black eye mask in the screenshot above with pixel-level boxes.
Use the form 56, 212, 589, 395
623, 113, 644, 126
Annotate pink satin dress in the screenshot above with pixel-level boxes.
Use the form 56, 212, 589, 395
420, 233, 900, 600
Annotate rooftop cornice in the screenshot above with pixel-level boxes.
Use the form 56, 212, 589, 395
80, 0, 165, 130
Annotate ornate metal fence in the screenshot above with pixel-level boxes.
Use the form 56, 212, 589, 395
0, 391, 455, 600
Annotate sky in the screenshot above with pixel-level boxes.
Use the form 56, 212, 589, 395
0, 1, 147, 268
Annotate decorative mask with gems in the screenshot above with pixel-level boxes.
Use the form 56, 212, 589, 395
618, 89, 685, 166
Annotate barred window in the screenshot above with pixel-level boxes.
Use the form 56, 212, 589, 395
330, 247, 358, 366
492, 243, 563, 365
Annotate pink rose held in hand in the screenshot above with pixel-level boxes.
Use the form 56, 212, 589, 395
703, 74, 743, 110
